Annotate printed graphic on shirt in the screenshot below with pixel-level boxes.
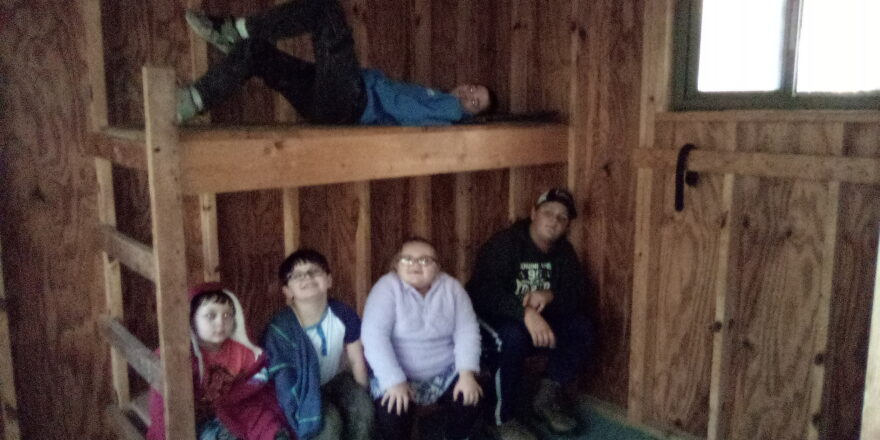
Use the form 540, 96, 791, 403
514, 262, 552, 299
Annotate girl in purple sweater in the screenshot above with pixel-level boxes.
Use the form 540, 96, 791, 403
362, 238, 483, 440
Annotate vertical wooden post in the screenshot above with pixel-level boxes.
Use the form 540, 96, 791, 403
83, 0, 108, 131
199, 194, 221, 281
347, 0, 372, 311
187, 0, 222, 283
409, 178, 432, 239
282, 189, 301, 255
804, 125, 844, 440
629, 0, 676, 423
706, 166, 736, 440
566, 0, 586, 253
354, 184, 372, 313
628, 167, 654, 422
507, 0, 536, 223
0, 237, 21, 440
144, 66, 196, 440
96, 158, 130, 408
83, 0, 130, 412
862, 230, 880, 440
454, 175, 472, 281
409, 0, 433, 239
274, 0, 304, 256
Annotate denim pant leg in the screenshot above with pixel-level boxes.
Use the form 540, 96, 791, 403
322, 372, 374, 440
544, 314, 596, 385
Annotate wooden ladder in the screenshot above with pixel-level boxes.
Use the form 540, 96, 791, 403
93, 67, 197, 440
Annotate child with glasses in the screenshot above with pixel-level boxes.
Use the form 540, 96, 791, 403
362, 238, 483, 440
262, 249, 374, 440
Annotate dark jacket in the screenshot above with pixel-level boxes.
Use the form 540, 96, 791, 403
466, 219, 585, 321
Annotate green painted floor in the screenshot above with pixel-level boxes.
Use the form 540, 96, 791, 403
419, 401, 664, 440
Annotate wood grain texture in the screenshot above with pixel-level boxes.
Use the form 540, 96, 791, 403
100, 317, 163, 391
644, 122, 734, 435
864, 234, 880, 440
0, 0, 117, 437
96, 158, 132, 410
0, 237, 20, 440
576, 0, 643, 406
632, 149, 880, 184
99, 226, 156, 282
300, 184, 366, 312
143, 67, 195, 439
827, 122, 880, 440
720, 122, 843, 440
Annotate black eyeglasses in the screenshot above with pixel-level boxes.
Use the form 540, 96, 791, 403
287, 268, 326, 282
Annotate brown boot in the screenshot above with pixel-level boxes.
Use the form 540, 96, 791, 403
496, 419, 537, 440
532, 378, 577, 434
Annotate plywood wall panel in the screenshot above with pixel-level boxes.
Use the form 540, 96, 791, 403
300, 184, 365, 309
720, 122, 843, 440
216, 191, 286, 341
370, 178, 411, 282
641, 121, 734, 434
822, 122, 880, 440
0, 1, 115, 437
576, 0, 643, 406
535, 0, 571, 114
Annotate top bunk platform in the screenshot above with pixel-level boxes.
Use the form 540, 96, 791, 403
90, 122, 569, 194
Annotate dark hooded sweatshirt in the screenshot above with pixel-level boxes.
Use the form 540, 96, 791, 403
466, 219, 584, 322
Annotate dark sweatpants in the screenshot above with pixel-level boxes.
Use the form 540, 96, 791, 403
481, 314, 595, 425
373, 379, 481, 440
194, 0, 366, 124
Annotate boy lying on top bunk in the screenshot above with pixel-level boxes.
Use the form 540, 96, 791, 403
178, 0, 494, 126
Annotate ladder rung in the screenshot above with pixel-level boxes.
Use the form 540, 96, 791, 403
105, 405, 146, 440
89, 127, 147, 170
129, 391, 151, 426
100, 316, 163, 391
99, 225, 155, 282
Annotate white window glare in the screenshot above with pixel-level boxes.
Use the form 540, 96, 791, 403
796, 0, 880, 93
697, 0, 787, 92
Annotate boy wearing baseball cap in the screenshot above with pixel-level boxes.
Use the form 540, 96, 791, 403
466, 188, 595, 440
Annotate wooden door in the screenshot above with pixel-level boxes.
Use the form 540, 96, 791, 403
629, 113, 880, 440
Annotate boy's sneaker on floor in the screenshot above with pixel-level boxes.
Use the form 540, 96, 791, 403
185, 10, 242, 53
532, 378, 578, 434
496, 419, 537, 440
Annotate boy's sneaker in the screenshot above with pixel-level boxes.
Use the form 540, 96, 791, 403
496, 419, 537, 440
185, 10, 242, 53
532, 378, 578, 434
176, 86, 202, 124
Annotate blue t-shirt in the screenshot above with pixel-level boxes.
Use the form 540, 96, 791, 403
301, 299, 361, 384
359, 69, 466, 126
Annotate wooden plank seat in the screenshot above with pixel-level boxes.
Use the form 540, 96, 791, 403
90, 122, 569, 193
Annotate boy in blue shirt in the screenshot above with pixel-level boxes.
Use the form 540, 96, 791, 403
179, 0, 492, 125
263, 249, 373, 440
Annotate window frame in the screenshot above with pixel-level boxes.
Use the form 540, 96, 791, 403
672, 0, 880, 111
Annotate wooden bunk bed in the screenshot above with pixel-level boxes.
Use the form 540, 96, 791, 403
81, 0, 579, 435
90, 68, 571, 440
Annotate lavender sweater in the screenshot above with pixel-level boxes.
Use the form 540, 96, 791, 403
362, 272, 481, 392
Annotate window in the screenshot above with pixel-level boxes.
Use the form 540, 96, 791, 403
673, 0, 880, 110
